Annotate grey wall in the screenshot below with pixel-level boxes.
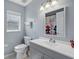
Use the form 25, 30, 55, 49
4, 0, 25, 55
25, 0, 74, 41
24, 0, 45, 39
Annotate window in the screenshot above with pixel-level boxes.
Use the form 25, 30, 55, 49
7, 10, 21, 32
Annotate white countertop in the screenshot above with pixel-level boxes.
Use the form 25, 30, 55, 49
30, 39, 74, 58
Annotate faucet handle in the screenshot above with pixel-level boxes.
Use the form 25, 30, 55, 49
52, 39, 56, 43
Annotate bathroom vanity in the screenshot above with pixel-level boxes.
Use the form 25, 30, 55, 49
29, 39, 74, 59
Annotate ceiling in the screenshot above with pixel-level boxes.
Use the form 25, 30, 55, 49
9, 0, 32, 7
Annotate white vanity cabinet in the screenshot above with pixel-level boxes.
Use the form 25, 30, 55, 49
30, 40, 73, 59
29, 47, 43, 59
43, 54, 54, 59
30, 47, 54, 59
29, 43, 55, 59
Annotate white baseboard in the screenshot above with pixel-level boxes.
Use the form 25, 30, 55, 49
4, 52, 15, 58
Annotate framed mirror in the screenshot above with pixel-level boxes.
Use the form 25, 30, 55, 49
7, 10, 21, 32
45, 7, 66, 37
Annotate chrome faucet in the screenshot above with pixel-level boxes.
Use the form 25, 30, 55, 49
49, 37, 52, 42
49, 37, 56, 43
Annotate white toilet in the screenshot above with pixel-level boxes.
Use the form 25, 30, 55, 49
14, 36, 31, 59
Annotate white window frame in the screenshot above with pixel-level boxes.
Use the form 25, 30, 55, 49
6, 10, 21, 32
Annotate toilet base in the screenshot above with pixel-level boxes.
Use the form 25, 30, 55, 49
16, 52, 25, 59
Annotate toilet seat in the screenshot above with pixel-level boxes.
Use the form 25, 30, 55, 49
15, 44, 27, 50
14, 44, 28, 53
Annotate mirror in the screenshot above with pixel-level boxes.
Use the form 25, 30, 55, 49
7, 10, 21, 32
45, 8, 66, 37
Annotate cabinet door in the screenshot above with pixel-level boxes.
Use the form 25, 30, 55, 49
29, 48, 43, 59
44, 55, 55, 59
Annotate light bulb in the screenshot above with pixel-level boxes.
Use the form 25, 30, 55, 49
51, 0, 57, 6
45, 3, 50, 8
40, 6, 44, 11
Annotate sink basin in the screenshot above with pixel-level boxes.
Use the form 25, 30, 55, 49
38, 39, 58, 47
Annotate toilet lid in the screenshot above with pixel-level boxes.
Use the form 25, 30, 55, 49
15, 44, 27, 49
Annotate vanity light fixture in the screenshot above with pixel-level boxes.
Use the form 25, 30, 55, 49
40, 6, 44, 11
40, 0, 45, 11
51, 0, 57, 6
45, 0, 51, 8
45, 3, 50, 8
40, 0, 58, 11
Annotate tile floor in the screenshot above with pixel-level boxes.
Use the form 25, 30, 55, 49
4, 54, 16, 59
4, 54, 30, 59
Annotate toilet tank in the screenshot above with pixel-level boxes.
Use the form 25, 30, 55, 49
24, 36, 31, 46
